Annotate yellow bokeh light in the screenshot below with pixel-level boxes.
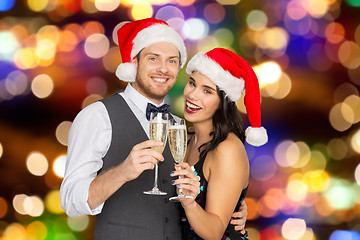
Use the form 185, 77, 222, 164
258, 27, 289, 50
3, 223, 26, 240
292, 142, 311, 168
329, 102, 353, 132
281, 218, 307, 239
216, 0, 241, 5
13, 194, 28, 215
67, 215, 90, 232
26, 151, 49, 176
253, 61, 282, 88
301, 150, 327, 173
37, 25, 60, 45
302, 0, 329, 18
24, 196, 45, 217
36, 39, 56, 60
304, 170, 330, 192
56, 121, 72, 146
350, 128, 360, 154
131, 3, 153, 20
262, 72, 292, 99
247, 10, 268, 31
26, 221, 47, 240
95, 0, 120, 11
344, 95, 360, 123
0, 142, 3, 159
14, 48, 38, 69
27, 0, 49, 12
355, 163, 360, 185
31, 74, 54, 99
287, 179, 308, 202
45, 190, 63, 214
53, 154, 67, 178
338, 41, 360, 69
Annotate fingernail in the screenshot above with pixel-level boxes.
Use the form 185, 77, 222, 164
170, 172, 174, 176
171, 181, 175, 184
176, 184, 180, 187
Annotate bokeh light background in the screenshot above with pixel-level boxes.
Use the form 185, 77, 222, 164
1, 0, 360, 239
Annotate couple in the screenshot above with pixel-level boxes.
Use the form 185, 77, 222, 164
60, 18, 267, 239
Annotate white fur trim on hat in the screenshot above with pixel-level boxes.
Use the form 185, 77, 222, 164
186, 52, 245, 102
115, 62, 137, 82
131, 24, 187, 68
245, 126, 268, 146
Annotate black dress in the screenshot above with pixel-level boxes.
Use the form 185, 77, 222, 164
181, 151, 249, 240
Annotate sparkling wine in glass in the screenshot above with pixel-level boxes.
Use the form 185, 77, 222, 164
143, 112, 168, 195
168, 118, 193, 201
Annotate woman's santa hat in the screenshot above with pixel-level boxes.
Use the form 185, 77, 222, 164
115, 18, 187, 82
186, 48, 268, 146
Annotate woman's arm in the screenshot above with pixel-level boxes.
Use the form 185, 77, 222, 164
181, 134, 249, 239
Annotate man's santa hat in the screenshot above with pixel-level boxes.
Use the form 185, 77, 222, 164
186, 48, 268, 146
115, 18, 187, 82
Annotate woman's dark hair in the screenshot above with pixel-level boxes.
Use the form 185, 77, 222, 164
196, 87, 246, 160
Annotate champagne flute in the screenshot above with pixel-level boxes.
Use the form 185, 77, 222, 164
168, 118, 193, 201
143, 112, 168, 195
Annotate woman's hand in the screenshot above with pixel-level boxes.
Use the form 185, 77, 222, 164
171, 162, 200, 208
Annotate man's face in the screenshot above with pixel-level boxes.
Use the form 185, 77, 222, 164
131, 42, 181, 104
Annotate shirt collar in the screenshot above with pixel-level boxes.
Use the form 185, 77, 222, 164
124, 83, 165, 115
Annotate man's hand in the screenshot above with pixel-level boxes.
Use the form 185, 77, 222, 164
87, 139, 164, 210
230, 201, 248, 233
121, 139, 165, 182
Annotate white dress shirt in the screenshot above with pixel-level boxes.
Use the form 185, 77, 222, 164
60, 84, 167, 217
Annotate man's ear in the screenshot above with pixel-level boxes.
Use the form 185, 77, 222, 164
131, 56, 138, 67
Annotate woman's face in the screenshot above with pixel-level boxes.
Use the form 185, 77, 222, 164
183, 71, 221, 125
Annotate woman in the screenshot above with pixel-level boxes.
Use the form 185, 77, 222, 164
171, 48, 268, 239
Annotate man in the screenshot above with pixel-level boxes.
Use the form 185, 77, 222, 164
60, 18, 247, 239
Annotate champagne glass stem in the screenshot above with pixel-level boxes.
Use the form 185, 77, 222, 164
153, 162, 159, 189
178, 175, 185, 197
176, 166, 185, 197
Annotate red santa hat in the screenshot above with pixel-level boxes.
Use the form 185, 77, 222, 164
115, 18, 187, 82
186, 48, 268, 146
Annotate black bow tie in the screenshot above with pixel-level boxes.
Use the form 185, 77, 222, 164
146, 103, 171, 120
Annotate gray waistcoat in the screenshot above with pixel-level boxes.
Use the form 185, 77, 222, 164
94, 94, 182, 240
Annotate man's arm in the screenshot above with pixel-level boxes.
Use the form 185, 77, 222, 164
60, 103, 164, 216
87, 140, 164, 209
